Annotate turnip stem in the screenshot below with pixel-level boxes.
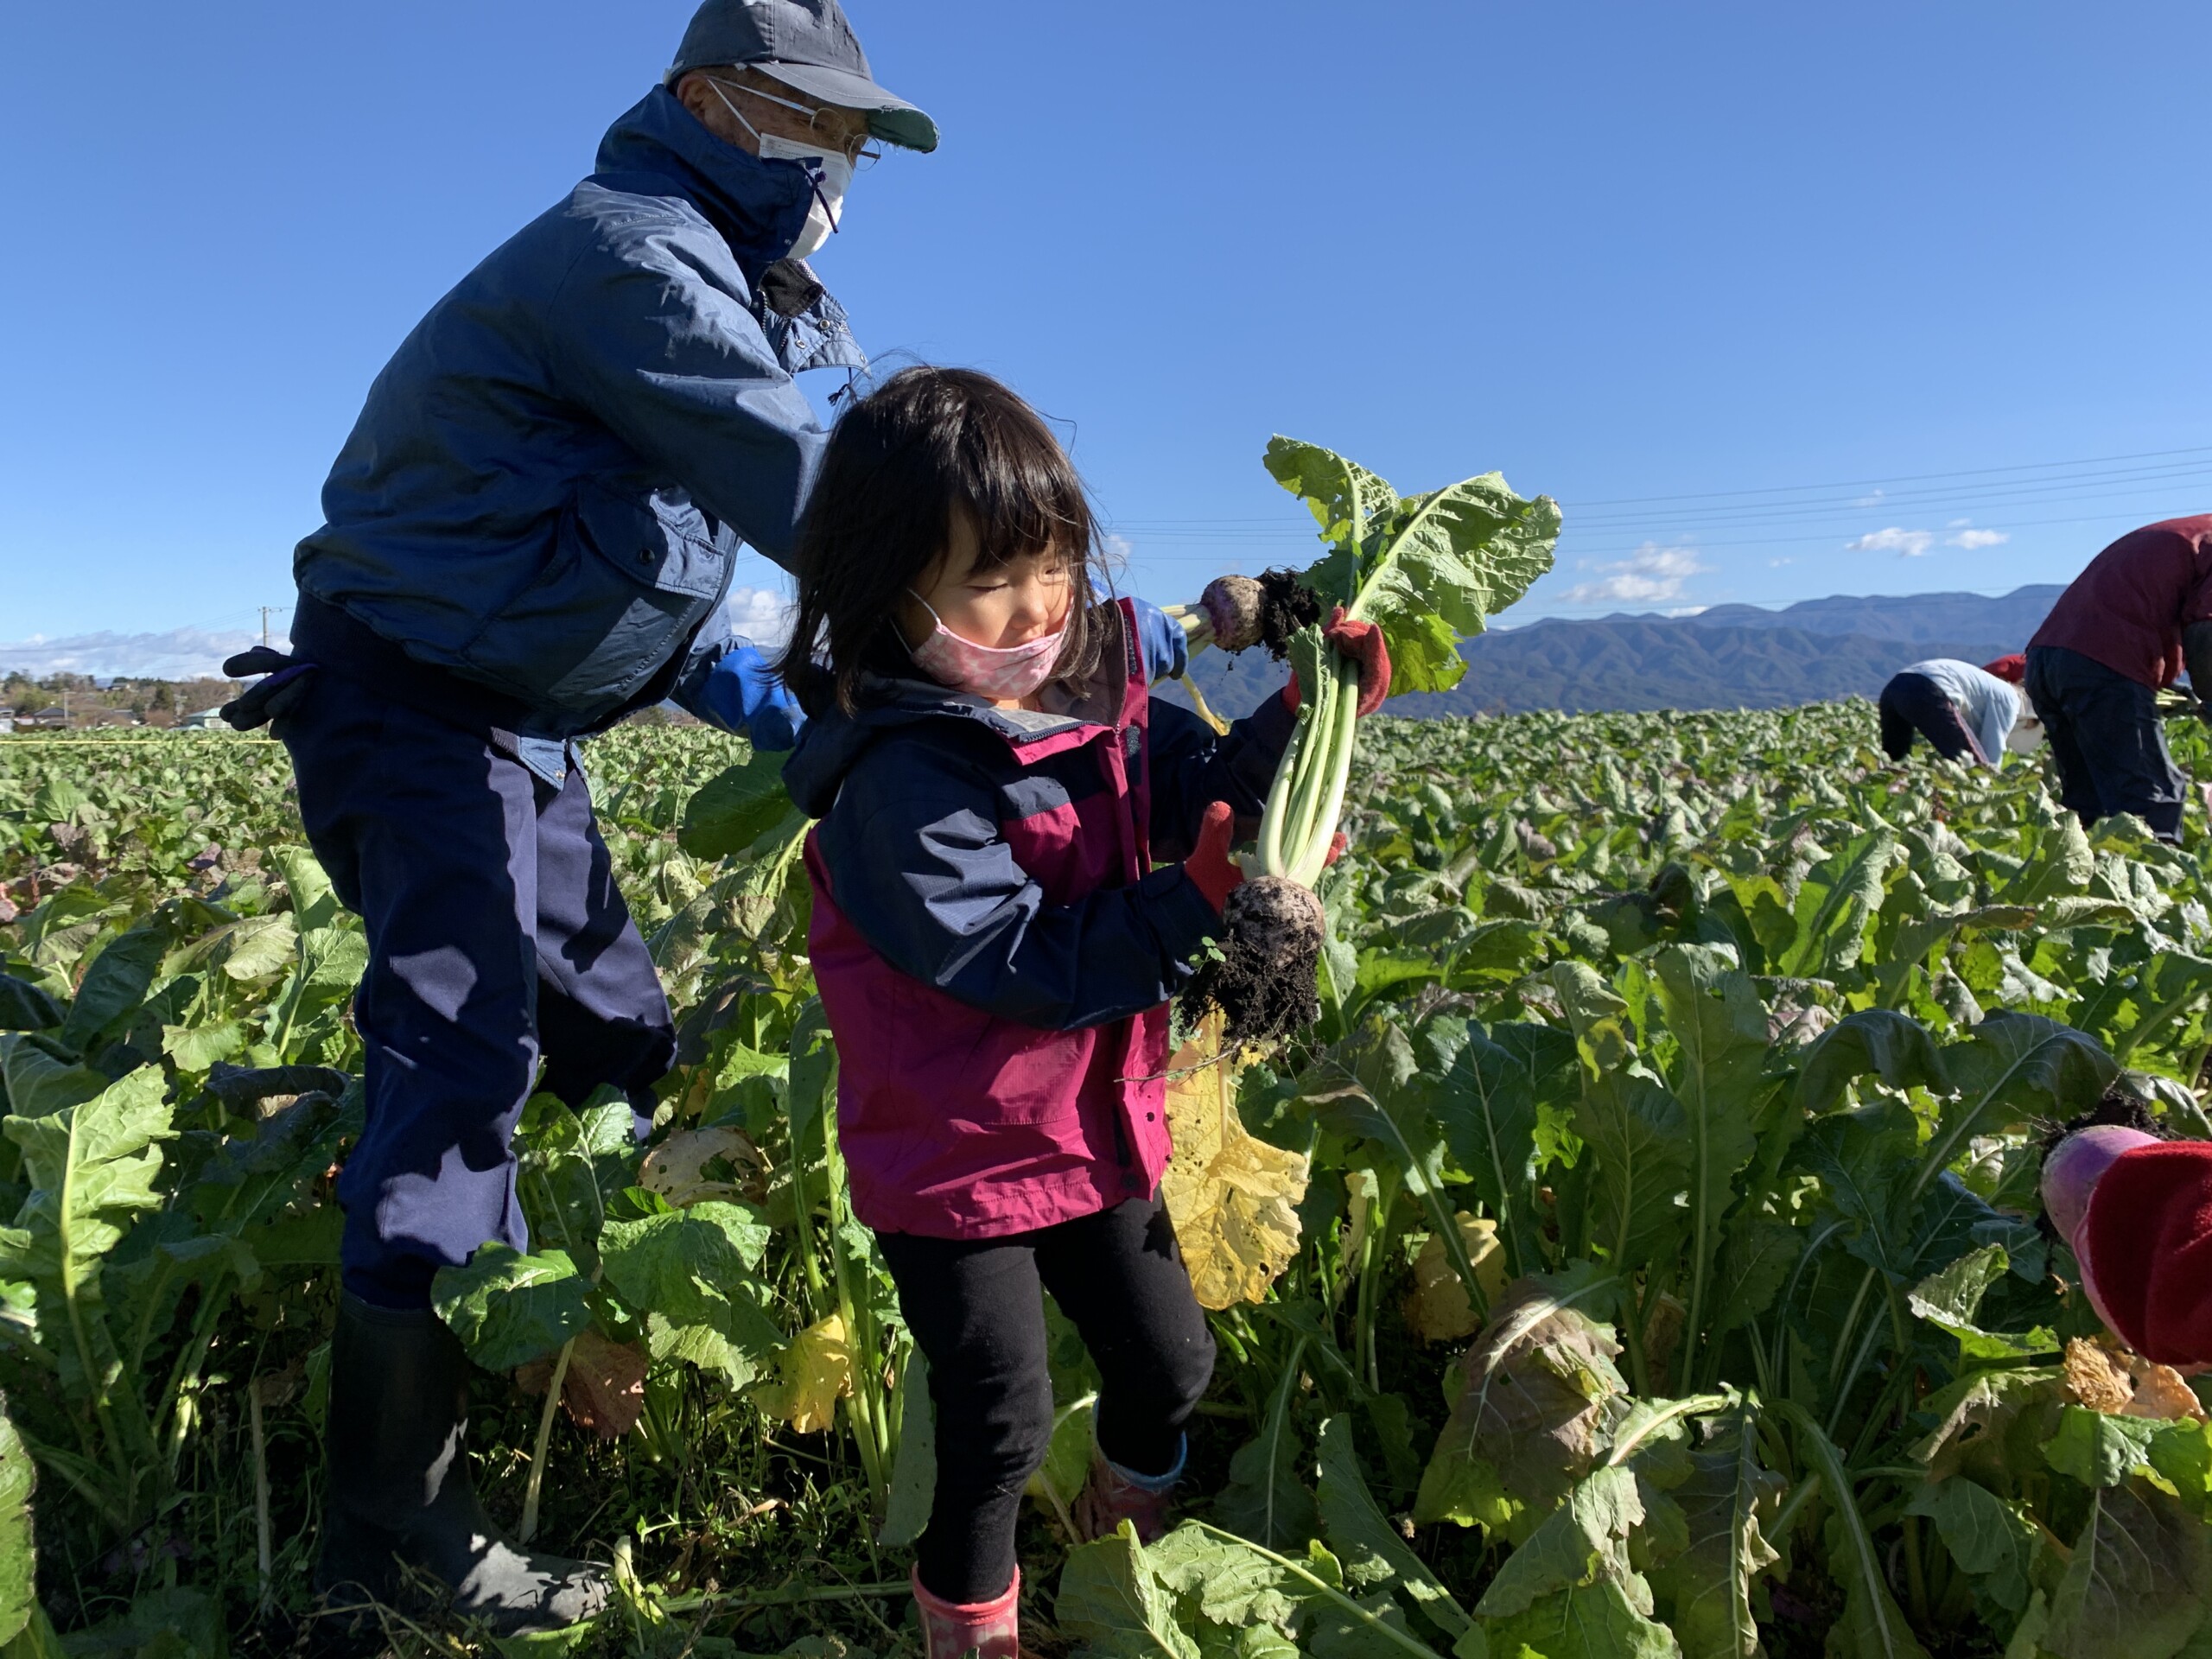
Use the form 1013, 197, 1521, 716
1291, 658, 1361, 887
1172, 609, 1212, 650
250, 1381, 271, 1613
1281, 662, 1334, 868
1257, 702, 1309, 878
520, 1337, 574, 1544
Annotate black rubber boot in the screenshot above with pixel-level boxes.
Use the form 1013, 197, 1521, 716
315, 1294, 611, 1636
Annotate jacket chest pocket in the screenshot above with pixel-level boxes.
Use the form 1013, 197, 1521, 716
622, 487, 732, 600
462, 481, 732, 717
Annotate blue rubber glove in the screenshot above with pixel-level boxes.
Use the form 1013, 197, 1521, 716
1129, 597, 1191, 685
692, 645, 804, 751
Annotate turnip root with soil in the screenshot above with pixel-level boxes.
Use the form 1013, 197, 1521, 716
1169, 438, 1561, 1046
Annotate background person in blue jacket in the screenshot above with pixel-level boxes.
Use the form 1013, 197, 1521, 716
233, 0, 937, 1632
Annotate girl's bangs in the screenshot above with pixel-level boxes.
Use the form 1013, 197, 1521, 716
963, 432, 1096, 573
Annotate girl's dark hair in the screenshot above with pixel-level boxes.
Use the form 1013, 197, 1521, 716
778, 367, 1110, 717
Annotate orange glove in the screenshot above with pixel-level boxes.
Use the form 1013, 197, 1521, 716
1186, 803, 1347, 915
1185, 802, 1243, 915
1279, 609, 1392, 717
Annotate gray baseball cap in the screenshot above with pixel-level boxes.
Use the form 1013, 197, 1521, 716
668, 0, 938, 154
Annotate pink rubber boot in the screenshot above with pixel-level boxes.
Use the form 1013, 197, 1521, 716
1072, 1435, 1185, 1545
912, 1564, 1021, 1659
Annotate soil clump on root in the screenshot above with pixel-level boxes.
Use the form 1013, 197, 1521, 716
1255, 570, 1323, 659
1184, 876, 1327, 1048
2039, 1087, 2169, 1158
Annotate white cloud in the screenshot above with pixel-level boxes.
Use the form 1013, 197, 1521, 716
1662, 606, 1709, 617
1854, 490, 1887, 507
724, 587, 796, 648
1846, 526, 1937, 558
1768, 557, 1796, 569
0, 628, 283, 681
1103, 533, 1136, 569
1558, 542, 1713, 606
1947, 518, 1973, 529
1947, 528, 2010, 550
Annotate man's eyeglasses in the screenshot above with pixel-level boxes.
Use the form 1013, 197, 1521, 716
713, 78, 883, 170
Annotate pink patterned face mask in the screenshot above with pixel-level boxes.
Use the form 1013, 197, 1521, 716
905, 592, 1068, 701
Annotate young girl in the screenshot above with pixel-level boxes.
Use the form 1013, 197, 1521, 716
778, 367, 1386, 1656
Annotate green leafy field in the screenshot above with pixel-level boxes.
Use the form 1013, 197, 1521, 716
4, 708, 2212, 1658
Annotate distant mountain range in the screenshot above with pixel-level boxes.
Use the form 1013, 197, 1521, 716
12, 584, 2069, 721
1164, 584, 2065, 720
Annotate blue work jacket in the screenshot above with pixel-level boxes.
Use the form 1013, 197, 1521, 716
293, 86, 855, 740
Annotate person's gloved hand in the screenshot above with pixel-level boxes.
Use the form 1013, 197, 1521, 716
696, 646, 805, 751
1280, 609, 1392, 717
2043, 1123, 2172, 1355
1327, 608, 1392, 716
1186, 802, 1244, 915
1186, 803, 1347, 917
2043, 1125, 2160, 1255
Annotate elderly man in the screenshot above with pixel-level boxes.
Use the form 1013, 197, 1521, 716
228, 0, 935, 1631
2024, 515, 2212, 842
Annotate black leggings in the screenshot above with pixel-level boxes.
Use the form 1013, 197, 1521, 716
878, 1196, 1216, 1605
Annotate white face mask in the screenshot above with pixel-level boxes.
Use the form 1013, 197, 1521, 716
709, 81, 854, 261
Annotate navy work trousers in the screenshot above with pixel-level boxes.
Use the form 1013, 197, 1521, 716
2024, 645, 2188, 842
276, 671, 675, 1308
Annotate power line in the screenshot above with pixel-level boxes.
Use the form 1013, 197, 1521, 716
1121, 505, 2192, 570
1556, 442, 2212, 510
1103, 442, 2212, 538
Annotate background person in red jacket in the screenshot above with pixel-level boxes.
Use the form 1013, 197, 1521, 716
2025, 515, 2212, 842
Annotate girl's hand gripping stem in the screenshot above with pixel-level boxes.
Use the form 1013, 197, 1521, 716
1185, 800, 1344, 918
1185, 803, 1245, 916
1280, 609, 1393, 717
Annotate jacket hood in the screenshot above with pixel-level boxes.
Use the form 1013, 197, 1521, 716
594, 86, 815, 278
783, 678, 1101, 818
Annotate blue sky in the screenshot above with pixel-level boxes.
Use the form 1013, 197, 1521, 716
3, 0, 2209, 658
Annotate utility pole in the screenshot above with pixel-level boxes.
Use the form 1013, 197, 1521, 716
260, 606, 276, 649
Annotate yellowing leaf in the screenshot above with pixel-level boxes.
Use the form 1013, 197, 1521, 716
639, 1127, 761, 1207
517, 1328, 649, 1440
1403, 1214, 1510, 1343
753, 1313, 853, 1435
2066, 1338, 2134, 1414
1160, 1016, 1310, 1311
2065, 1336, 2209, 1423
2127, 1360, 2209, 1424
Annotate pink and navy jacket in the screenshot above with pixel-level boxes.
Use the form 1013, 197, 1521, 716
783, 600, 1294, 1239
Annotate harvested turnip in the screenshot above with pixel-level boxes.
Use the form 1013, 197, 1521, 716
1173, 569, 1321, 660
1175, 438, 1560, 1045
1198, 575, 1267, 652
1184, 875, 1327, 1049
